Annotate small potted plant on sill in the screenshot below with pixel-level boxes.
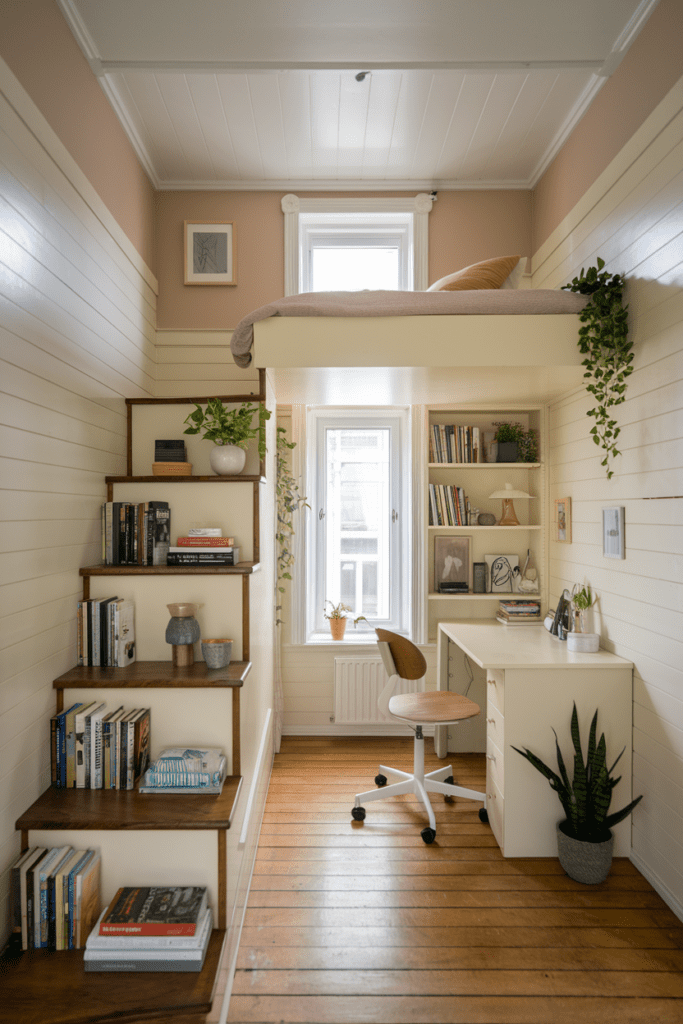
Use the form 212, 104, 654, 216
492, 422, 538, 463
512, 703, 642, 884
324, 601, 366, 641
183, 398, 271, 476
568, 584, 599, 652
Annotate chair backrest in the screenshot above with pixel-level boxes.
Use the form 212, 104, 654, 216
375, 629, 427, 681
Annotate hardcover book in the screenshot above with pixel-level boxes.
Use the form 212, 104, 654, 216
99, 886, 208, 936
85, 908, 211, 972
87, 907, 211, 950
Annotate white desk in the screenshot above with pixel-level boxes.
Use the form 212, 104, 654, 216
436, 620, 634, 857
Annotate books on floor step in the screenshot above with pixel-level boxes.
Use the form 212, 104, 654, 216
85, 904, 212, 972
98, 886, 208, 936
139, 747, 227, 795
10, 846, 100, 950
51, 703, 150, 790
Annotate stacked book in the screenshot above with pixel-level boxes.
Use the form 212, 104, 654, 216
76, 597, 135, 666
167, 538, 240, 566
429, 424, 481, 463
497, 599, 542, 625
10, 846, 100, 950
102, 501, 170, 565
139, 747, 227, 795
50, 702, 150, 790
85, 886, 211, 972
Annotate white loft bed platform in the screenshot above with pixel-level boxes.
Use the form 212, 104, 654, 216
252, 312, 587, 406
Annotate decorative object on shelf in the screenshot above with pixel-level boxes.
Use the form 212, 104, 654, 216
554, 496, 572, 543
517, 549, 540, 594
152, 461, 192, 476
183, 398, 271, 473
568, 584, 599, 651
602, 506, 625, 558
434, 536, 471, 593
324, 601, 366, 641
473, 562, 487, 593
562, 258, 631, 480
550, 589, 572, 639
477, 512, 496, 526
154, 439, 187, 462
201, 638, 233, 669
488, 482, 534, 527
184, 221, 235, 285
512, 703, 642, 884
485, 554, 520, 593
492, 422, 538, 463
165, 603, 201, 667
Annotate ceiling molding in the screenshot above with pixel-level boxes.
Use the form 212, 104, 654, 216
153, 178, 533, 192
528, 73, 607, 188
95, 59, 607, 75
98, 75, 162, 189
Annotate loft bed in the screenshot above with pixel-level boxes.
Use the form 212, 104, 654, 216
230, 289, 589, 404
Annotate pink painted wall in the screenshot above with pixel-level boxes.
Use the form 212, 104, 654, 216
155, 189, 531, 329
0, 0, 156, 270
533, 0, 683, 252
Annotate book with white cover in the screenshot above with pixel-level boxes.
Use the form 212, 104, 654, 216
86, 907, 212, 952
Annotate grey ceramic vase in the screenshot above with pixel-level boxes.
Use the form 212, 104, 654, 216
556, 822, 614, 884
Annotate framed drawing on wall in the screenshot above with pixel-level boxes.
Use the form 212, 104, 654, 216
554, 497, 572, 543
434, 536, 471, 593
184, 222, 236, 285
603, 506, 625, 558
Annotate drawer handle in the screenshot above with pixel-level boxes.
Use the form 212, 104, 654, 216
487, 792, 496, 800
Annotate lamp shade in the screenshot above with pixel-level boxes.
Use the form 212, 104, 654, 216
488, 482, 534, 527
488, 482, 534, 500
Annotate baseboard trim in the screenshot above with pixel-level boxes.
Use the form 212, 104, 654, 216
282, 724, 435, 736
630, 851, 683, 924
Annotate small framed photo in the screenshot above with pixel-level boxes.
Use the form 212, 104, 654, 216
603, 506, 625, 558
184, 222, 236, 285
554, 497, 572, 543
434, 536, 471, 592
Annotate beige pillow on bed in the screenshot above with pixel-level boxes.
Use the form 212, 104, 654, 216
427, 255, 523, 291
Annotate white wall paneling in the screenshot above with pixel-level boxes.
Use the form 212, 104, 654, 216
537, 76, 683, 920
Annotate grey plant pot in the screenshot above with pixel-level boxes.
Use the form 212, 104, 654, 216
556, 821, 614, 884
496, 441, 519, 463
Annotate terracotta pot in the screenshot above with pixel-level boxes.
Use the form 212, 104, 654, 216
329, 617, 347, 641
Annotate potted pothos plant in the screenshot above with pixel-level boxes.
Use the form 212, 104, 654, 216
492, 422, 538, 463
324, 601, 366, 641
183, 399, 270, 475
562, 258, 632, 480
512, 703, 642, 884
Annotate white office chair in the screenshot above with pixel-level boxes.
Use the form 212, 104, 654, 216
351, 629, 488, 844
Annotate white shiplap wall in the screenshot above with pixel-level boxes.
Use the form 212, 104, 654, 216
533, 78, 683, 919
0, 58, 157, 946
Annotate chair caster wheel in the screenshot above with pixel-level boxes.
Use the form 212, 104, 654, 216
443, 775, 455, 802
421, 827, 436, 844
479, 808, 489, 824
375, 774, 387, 786
351, 806, 366, 821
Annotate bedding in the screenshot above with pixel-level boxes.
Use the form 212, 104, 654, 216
230, 289, 589, 367
427, 254, 523, 291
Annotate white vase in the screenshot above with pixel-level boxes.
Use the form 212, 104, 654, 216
209, 444, 246, 476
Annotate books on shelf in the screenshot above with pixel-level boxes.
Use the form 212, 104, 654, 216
428, 484, 468, 526
101, 500, 170, 566
497, 599, 542, 625
76, 598, 135, 668
429, 424, 481, 464
166, 547, 240, 565
175, 535, 234, 547
98, 886, 208, 936
51, 703, 150, 790
9, 846, 100, 950
85, 905, 212, 972
139, 747, 227, 794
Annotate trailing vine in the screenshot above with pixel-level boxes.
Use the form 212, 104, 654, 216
275, 426, 308, 625
562, 258, 632, 479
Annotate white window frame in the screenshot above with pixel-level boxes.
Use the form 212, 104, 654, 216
304, 407, 411, 642
282, 194, 433, 296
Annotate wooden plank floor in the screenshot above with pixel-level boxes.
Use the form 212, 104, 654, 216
229, 737, 683, 1024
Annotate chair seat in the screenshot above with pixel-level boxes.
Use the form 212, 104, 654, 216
388, 689, 480, 723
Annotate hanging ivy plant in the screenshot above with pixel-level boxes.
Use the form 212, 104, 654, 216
562, 258, 632, 479
275, 427, 309, 625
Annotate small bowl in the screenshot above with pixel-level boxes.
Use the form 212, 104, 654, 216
201, 638, 233, 669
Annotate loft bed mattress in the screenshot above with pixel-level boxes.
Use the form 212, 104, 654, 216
230, 289, 588, 368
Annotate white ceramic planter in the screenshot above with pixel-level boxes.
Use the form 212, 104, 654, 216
209, 444, 246, 475
567, 632, 600, 653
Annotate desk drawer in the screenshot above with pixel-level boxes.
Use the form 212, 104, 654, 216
487, 670, 505, 715
486, 737, 504, 795
486, 777, 504, 852
486, 702, 504, 750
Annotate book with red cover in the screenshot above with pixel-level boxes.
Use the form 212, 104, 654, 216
175, 536, 234, 547
99, 886, 207, 936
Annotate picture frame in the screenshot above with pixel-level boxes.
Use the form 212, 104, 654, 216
184, 221, 236, 285
603, 506, 625, 558
554, 497, 571, 543
485, 554, 520, 593
434, 536, 471, 593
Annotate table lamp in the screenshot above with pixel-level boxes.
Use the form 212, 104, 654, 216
488, 482, 535, 526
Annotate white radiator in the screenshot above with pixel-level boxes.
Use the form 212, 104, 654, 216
334, 658, 423, 725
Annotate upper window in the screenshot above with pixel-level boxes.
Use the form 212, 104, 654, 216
282, 194, 433, 296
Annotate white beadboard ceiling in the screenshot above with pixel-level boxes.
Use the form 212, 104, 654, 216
59, 0, 659, 190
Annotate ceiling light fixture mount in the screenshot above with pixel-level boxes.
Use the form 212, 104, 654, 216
355, 71, 371, 82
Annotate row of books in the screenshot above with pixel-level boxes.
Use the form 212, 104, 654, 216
428, 484, 469, 526
101, 501, 170, 565
497, 599, 542, 626
76, 597, 135, 667
139, 747, 227, 795
10, 846, 100, 951
85, 886, 211, 972
50, 702, 151, 789
430, 424, 482, 464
